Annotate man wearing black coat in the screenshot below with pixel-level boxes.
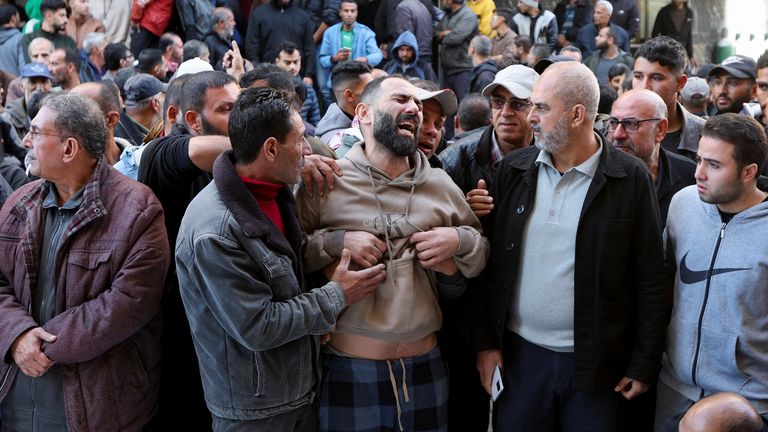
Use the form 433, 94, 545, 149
245, 0, 316, 84
474, 63, 667, 429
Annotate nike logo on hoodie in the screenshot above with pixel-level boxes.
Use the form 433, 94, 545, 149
679, 252, 750, 285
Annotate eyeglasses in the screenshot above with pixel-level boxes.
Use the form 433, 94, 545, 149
606, 117, 661, 133
487, 96, 533, 112
25, 129, 64, 141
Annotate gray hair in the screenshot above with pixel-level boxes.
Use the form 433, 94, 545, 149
548, 62, 600, 120
596, 0, 613, 16
27, 37, 53, 57
470, 35, 492, 57
83, 32, 107, 55
43, 93, 107, 160
183, 40, 210, 62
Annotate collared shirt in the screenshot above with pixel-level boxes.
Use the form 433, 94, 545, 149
507, 141, 602, 352
489, 130, 505, 168
35, 183, 85, 323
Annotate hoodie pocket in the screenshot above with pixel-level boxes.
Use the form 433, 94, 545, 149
696, 327, 751, 392
336, 255, 441, 341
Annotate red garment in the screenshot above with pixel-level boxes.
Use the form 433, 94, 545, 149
240, 176, 285, 234
131, 0, 173, 37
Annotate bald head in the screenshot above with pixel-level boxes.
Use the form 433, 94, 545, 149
69, 82, 121, 129
28, 37, 55, 65
679, 393, 763, 432
541, 62, 600, 120
609, 89, 669, 167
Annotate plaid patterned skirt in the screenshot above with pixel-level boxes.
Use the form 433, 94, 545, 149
317, 347, 448, 432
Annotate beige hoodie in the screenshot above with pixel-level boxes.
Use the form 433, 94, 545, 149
298, 142, 489, 343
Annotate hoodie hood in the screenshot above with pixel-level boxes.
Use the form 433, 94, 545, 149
390, 31, 420, 63
315, 103, 352, 139
0, 27, 20, 44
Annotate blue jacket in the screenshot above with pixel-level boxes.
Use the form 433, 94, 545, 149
318, 21, 382, 88
381, 31, 437, 82
0, 27, 24, 76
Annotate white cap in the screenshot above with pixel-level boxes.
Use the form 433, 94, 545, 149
171, 57, 214, 81
482, 65, 540, 99
416, 88, 458, 116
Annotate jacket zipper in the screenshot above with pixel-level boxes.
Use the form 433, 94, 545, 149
690, 222, 727, 386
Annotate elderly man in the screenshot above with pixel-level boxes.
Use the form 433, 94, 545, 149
2, 63, 52, 138
117, 73, 166, 147
439, 65, 538, 216
0, 92, 169, 431
176, 87, 386, 431
298, 75, 489, 431
21, 0, 77, 62
5, 38, 54, 107
609, 89, 695, 226
70, 81, 131, 165
575, 0, 628, 57
475, 62, 667, 430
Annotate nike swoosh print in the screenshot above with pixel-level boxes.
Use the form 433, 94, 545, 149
679, 252, 750, 285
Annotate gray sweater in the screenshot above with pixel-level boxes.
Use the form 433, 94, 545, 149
661, 185, 768, 413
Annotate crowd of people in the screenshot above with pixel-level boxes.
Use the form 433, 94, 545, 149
0, 0, 768, 430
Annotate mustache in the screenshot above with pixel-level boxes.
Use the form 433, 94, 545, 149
397, 113, 419, 123
531, 124, 542, 133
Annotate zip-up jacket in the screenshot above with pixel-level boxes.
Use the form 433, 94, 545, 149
661, 185, 768, 413
0, 160, 169, 431
472, 139, 668, 389
510, 8, 559, 52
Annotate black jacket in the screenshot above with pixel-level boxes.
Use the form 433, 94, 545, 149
244, 2, 316, 77
204, 31, 231, 70
656, 149, 696, 228
553, 0, 593, 43
651, 3, 693, 58
469, 60, 498, 94
473, 139, 668, 390
439, 125, 497, 195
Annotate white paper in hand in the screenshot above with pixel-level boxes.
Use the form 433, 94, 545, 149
491, 364, 504, 402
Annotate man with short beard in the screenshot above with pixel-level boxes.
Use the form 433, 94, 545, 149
474, 62, 667, 429
21, 0, 77, 63
204, 7, 236, 70
298, 75, 488, 432
656, 114, 768, 432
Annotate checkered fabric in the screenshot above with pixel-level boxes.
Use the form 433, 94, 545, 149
317, 347, 448, 432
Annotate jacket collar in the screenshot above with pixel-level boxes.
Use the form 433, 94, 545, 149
212, 151, 300, 261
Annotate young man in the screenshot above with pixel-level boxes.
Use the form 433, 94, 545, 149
583, 26, 634, 86
757, 50, 768, 131
298, 76, 488, 431
656, 113, 768, 431
176, 87, 386, 431
633, 36, 704, 160
275, 41, 321, 127
708, 55, 758, 116
318, 0, 382, 105
380, 30, 438, 82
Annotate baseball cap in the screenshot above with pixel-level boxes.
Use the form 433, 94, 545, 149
519, 0, 539, 7
533, 55, 578, 75
709, 55, 757, 80
124, 73, 167, 108
680, 77, 710, 101
482, 65, 540, 99
416, 88, 457, 117
20, 62, 53, 80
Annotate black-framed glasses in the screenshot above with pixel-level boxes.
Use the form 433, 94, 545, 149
487, 96, 533, 112
606, 117, 661, 133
